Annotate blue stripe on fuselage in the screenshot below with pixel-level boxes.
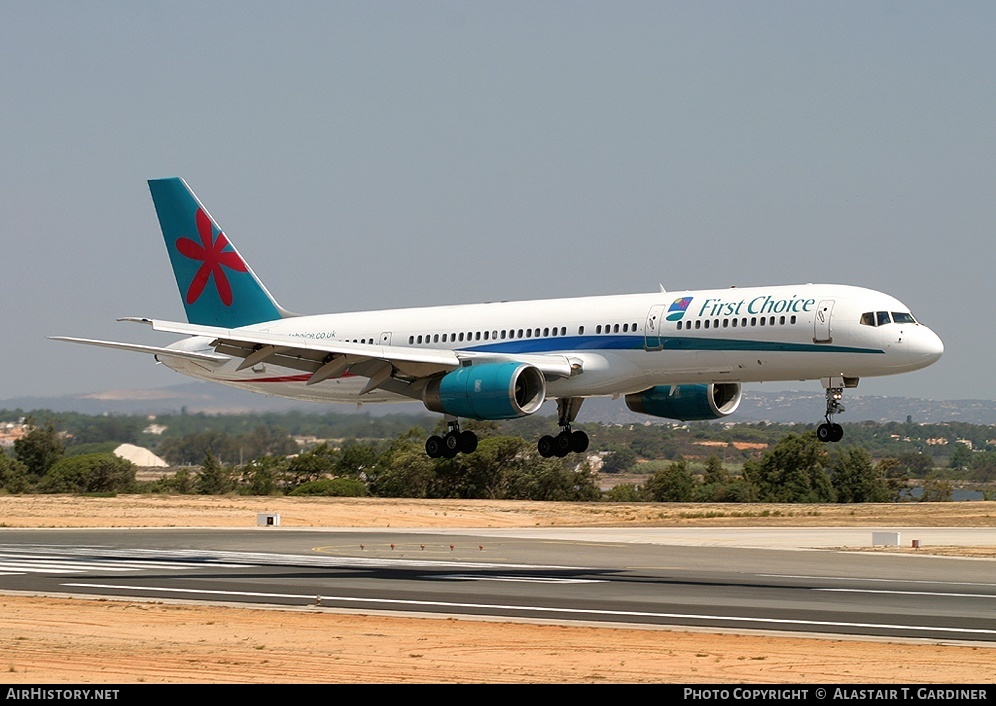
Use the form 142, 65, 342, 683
458, 335, 884, 356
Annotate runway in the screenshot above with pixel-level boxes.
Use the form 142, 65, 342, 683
0, 527, 993, 643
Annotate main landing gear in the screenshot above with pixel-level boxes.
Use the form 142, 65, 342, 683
816, 380, 846, 443
425, 418, 478, 459
538, 398, 589, 458
423, 399, 592, 459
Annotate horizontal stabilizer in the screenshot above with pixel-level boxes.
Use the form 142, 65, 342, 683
49, 336, 228, 363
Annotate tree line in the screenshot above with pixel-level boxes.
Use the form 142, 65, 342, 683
4, 408, 994, 467
1, 415, 985, 502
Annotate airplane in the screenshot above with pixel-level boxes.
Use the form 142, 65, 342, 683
54, 178, 944, 459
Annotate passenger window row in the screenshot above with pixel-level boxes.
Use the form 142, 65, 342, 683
595, 322, 639, 334
409, 326, 571, 345
676, 315, 798, 330
352, 311, 806, 347
405, 320, 648, 346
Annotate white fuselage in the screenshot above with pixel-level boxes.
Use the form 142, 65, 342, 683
160, 283, 943, 406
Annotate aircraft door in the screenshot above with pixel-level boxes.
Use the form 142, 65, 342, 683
644, 305, 667, 350
379, 332, 392, 346
813, 300, 834, 344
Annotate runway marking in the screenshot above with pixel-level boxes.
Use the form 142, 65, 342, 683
762, 573, 996, 588
0, 545, 581, 574
0, 549, 254, 577
818, 588, 996, 599
0, 560, 232, 575
61, 582, 996, 638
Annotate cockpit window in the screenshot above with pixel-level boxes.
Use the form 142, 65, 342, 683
861, 310, 919, 327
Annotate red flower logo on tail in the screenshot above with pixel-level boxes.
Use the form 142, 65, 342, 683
175, 209, 248, 306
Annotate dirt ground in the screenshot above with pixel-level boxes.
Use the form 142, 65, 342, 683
1, 495, 994, 684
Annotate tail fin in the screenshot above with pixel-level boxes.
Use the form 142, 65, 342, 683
148, 178, 289, 327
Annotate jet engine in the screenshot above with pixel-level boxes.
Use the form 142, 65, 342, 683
624, 383, 742, 421
423, 362, 546, 420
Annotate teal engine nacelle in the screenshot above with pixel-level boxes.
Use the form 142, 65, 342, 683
624, 383, 742, 421
422, 362, 546, 420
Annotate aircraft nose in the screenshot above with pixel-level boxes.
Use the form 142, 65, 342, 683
909, 327, 944, 367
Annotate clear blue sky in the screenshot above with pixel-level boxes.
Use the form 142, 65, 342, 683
2, 1, 993, 402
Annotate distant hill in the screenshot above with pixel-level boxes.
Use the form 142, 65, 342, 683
0, 383, 340, 417
3, 382, 995, 425
580, 393, 996, 426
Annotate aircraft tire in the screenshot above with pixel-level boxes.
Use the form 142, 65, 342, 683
425, 435, 444, 458
458, 430, 478, 454
571, 430, 589, 453
538, 435, 555, 458
441, 432, 460, 458
554, 431, 572, 457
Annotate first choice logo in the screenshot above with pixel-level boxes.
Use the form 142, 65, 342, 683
697, 294, 816, 319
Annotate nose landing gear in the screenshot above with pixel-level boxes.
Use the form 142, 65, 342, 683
816, 378, 849, 443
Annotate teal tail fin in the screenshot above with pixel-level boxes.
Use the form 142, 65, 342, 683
148, 178, 288, 327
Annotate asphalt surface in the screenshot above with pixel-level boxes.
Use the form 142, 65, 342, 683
1, 527, 994, 643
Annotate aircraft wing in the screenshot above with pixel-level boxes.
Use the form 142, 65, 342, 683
116, 318, 576, 397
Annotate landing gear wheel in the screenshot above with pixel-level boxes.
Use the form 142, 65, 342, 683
570, 430, 589, 453
425, 418, 479, 458
541, 398, 588, 457
817, 424, 833, 443
458, 430, 478, 454
441, 432, 460, 458
538, 435, 555, 458
553, 431, 573, 457
830, 423, 844, 442
425, 435, 444, 458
